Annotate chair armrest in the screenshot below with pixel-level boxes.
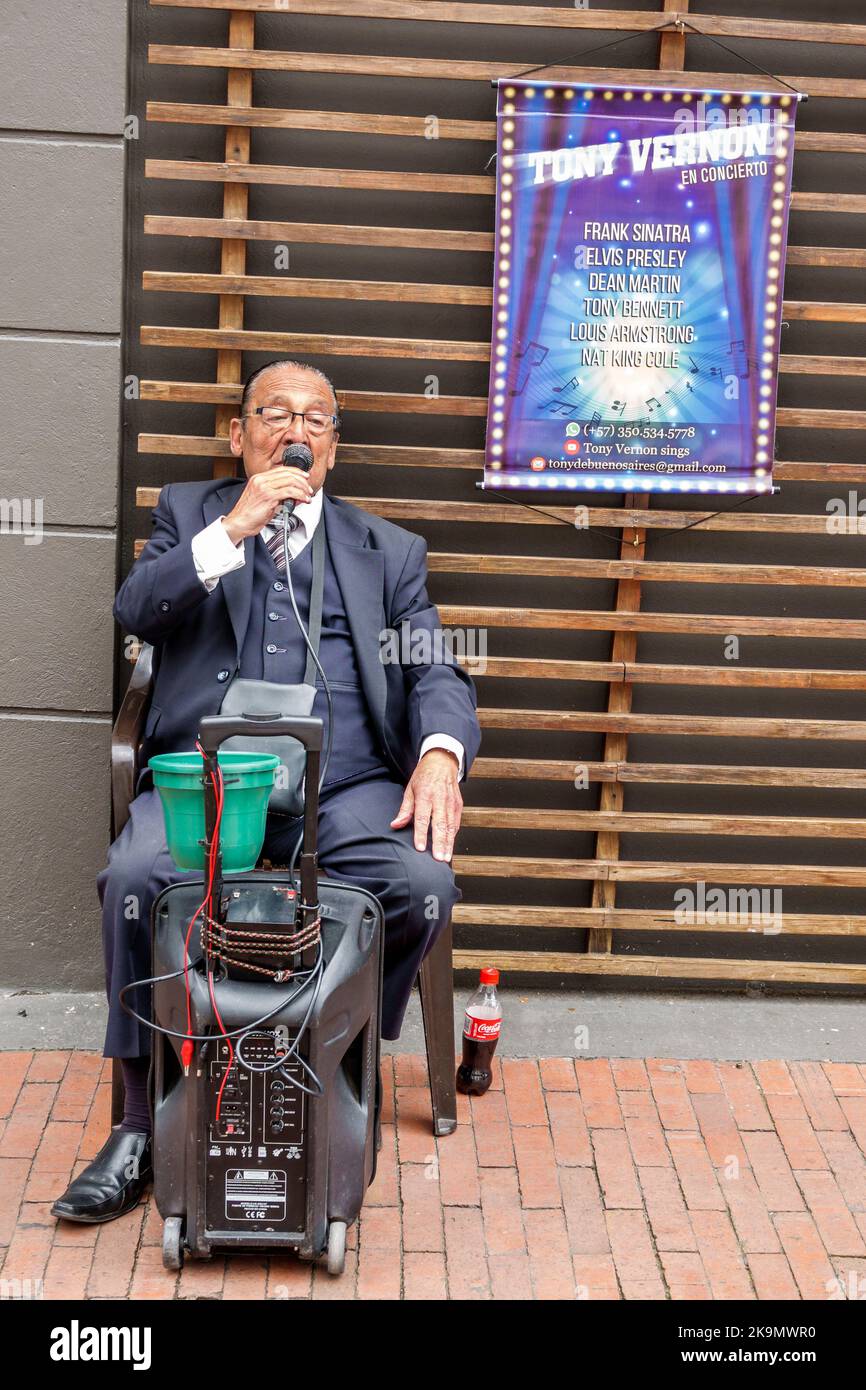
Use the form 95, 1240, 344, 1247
111, 642, 155, 838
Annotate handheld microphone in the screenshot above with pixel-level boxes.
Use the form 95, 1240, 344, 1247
271, 437, 335, 809
274, 442, 314, 523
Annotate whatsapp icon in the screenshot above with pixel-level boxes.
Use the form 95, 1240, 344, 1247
565, 421, 580, 437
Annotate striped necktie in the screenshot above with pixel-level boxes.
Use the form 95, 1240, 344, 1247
265, 513, 302, 572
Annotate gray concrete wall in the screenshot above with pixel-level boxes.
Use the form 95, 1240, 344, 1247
0, 1, 128, 986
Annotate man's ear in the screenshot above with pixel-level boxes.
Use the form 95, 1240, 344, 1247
229, 417, 244, 456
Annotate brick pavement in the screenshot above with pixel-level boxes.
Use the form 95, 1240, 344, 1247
2, 1050, 866, 1300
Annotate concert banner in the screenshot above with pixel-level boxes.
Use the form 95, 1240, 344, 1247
484, 80, 803, 495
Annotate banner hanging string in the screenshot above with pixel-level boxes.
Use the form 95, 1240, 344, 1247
478, 483, 775, 553
503, 18, 804, 99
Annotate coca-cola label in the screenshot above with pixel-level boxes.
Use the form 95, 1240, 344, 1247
463, 1012, 501, 1041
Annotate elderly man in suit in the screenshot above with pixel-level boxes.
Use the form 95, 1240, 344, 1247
52, 359, 481, 1224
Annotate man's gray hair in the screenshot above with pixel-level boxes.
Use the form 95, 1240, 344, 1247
240, 358, 341, 427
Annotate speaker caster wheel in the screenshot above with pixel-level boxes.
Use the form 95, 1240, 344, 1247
326, 1220, 346, 1276
162, 1216, 185, 1270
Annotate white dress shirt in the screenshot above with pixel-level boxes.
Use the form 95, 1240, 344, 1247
190, 492, 465, 778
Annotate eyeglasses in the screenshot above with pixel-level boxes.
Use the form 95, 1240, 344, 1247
243, 406, 340, 435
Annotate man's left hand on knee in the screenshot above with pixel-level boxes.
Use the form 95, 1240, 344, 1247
390, 749, 463, 862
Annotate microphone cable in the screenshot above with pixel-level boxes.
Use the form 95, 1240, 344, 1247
278, 502, 334, 897
118, 954, 325, 1102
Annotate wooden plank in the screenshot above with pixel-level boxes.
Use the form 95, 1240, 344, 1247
779, 409, 866, 430
784, 131, 866, 154
477, 709, 866, 741
453, 857, 866, 886
776, 463, 866, 481
471, 658, 866, 692
141, 382, 489, 412
149, 0, 677, 30
438, 607, 866, 641
146, 46, 866, 102
144, 214, 493, 253
212, 9, 255, 481
660, 0, 686, 72
783, 354, 866, 377
141, 271, 494, 305
452, 658, 624, 682
782, 303, 866, 324
589, 0, 665, 949
427, 552, 866, 590
468, 759, 866, 790
140, 324, 492, 360
148, 2, 866, 49
451, 951, 866, 985
795, 193, 866, 214
452, 905, 866, 935
471, 660, 866, 691
786, 247, 866, 269
590, 502, 641, 953
460, 808, 866, 838
341, 497, 866, 530
619, 664, 866, 691
146, 102, 494, 139
138, 434, 232, 456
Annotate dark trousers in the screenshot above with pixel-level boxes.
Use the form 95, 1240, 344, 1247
98, 775, 460, 1056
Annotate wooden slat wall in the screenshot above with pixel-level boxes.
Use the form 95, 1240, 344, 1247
129, 0, 866, 988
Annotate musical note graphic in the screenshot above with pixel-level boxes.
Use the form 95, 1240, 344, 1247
645, 396, 662, 413
702, 341, 753, 386
554, 375, 581, 393
727, 339, 750, 380
588, 411, 602, 432
659, 378, 697, 414
510, 339, 549, 397
610, 399, 626, 417
541, 398, 580, 417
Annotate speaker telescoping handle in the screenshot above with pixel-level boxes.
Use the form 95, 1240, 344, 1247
197, 713, 323, 756
196, 714, 323, 928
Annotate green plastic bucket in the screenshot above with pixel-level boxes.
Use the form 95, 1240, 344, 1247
149, 750, 281, 872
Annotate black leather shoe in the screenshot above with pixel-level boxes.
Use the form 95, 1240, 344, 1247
51, 1129, 152, 1224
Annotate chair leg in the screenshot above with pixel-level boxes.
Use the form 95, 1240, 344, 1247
110, 1057, 125, 1127
418, 913, 457, 1137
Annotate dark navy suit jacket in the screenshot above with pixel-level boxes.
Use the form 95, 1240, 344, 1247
114, 478, 481, 785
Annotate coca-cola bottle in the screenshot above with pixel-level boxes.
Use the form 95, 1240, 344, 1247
456, 967, 501, 1096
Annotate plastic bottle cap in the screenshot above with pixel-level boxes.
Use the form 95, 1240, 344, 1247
480, 967, 499, 985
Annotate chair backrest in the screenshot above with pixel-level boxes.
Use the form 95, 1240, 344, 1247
111, 642, 155, 837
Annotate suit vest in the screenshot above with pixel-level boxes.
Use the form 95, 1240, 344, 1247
238, 517, 391, 795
